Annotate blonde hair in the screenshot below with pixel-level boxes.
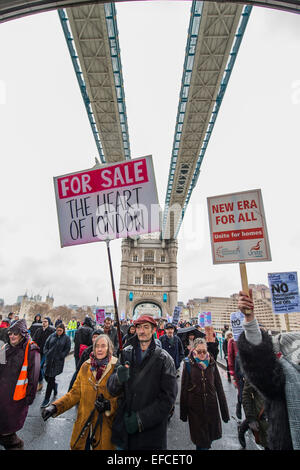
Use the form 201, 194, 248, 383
194, 338, 207, 348
93, 334, 114, 358
225, 330, 233, 340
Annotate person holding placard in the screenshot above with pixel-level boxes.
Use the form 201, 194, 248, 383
238, 289, 300, 450
204, 326, 219, 362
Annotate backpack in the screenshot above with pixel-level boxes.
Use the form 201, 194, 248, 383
79, 344, 88, 358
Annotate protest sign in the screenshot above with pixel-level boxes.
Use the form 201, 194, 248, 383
172, 306, 182, 325
198, 313, 205, 328
95, 308, 105, 325
230, 311, 245, 341
204, 312, 212, 326
54, 155, 160, 247
268, 272, 300, 314
207, 189, 271, 265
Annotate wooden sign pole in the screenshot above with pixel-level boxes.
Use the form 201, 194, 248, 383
239, 262, 253, 315
239, 262, 249, 295
284, 313, 291, 332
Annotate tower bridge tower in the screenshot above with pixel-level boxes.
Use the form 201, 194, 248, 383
118, 234, 178, 319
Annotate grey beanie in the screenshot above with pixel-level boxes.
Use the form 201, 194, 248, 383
272, 331, 300, 365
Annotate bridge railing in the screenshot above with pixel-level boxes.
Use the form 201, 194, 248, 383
66, 329, 77, 348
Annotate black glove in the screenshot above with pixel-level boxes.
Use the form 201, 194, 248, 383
117, 362, 130, 383
41, 404, 57, 421
95, 394, 111, 413
124, 411, 139, 434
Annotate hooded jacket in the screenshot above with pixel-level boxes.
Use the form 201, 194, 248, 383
43, 332, 71, 377
32, 324, 55, 355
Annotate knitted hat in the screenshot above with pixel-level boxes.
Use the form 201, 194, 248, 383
165, 323, 175, 329
272, 332, 300, 365
8, 319, 29, 339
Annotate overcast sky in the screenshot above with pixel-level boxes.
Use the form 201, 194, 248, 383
0, 2, 299, 308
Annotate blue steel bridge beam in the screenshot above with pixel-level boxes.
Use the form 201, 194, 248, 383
58, 3, 131, 164
162, 1, 252, 240
58, 7, 105, 163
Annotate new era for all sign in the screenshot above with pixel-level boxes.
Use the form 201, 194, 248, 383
207, 189, 271, 264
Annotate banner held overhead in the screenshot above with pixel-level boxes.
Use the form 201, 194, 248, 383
54, 155, 160, 247
207, 189, 271, 265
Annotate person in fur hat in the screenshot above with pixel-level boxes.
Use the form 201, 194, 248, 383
238, 289, 300, 450
0, 319, 40, 450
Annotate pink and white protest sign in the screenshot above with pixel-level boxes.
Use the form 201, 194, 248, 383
207, 189, 271, 264
54, 155, 160, 247
96, 308, 105, 325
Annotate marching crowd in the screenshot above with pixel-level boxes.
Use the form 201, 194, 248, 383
0, 289, 299, 451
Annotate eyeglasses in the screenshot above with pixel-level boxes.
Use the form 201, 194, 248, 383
197, 350, 207, 355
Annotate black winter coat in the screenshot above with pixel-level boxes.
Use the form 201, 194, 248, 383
160, 334, 185, 369
74, 326, 93, 360
43, 332, 71, 377
207, 339, 219, 361
29, 322, 43, 339
237, 330, 293, 450
107, 336, 178, 450
180, 354, 229, 448
32, 326, 55, 355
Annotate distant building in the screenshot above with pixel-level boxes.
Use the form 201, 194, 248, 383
186, 284, 300, 332
19, 292, 54, 323
0, 298, 4, 308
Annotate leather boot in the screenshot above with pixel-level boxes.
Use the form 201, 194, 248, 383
0, 433, 24, 450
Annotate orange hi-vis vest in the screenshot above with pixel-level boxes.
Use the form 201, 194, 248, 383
13, 340, 34, 401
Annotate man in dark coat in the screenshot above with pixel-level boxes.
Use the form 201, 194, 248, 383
107, 314, 178, 450
160, 323, 185, 375
32, 318, 55, 391
41, 323, 71, 407
103, 316, 119, 356
0, 319, 40, 450
237, 289, 300, 450
29, 314, 43, 338
73, 316, 94, 367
